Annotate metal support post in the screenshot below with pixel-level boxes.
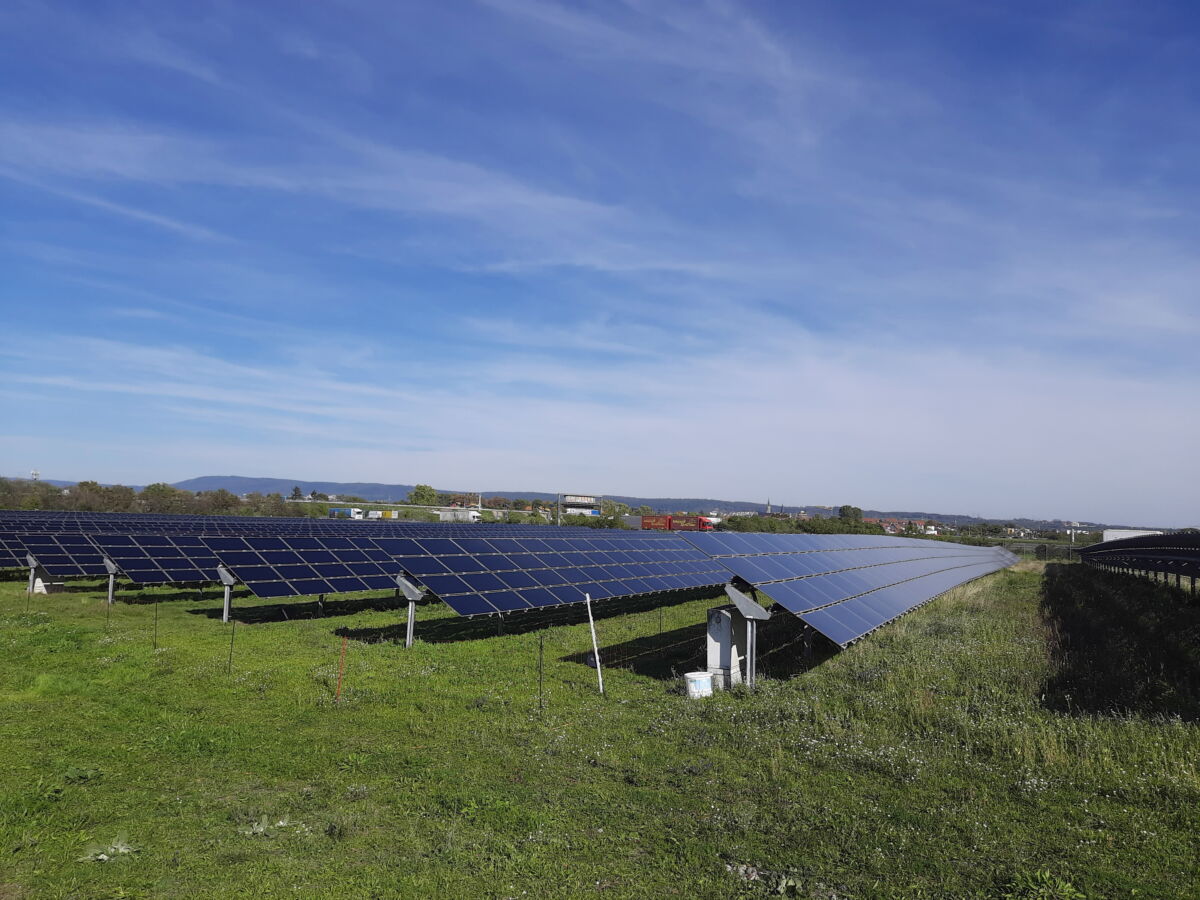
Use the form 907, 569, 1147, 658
107, 573, 115, 606
27, 566, 35, 595
394, 576, 423, 649
585, 593, 604, 695
746, 618, 757, 689
218, 565, 236, 623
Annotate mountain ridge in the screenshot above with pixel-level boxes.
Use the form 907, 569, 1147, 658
15, 474, 1126, 529
164, 476, 1111, 528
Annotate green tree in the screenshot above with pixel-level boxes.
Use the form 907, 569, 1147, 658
602, 499, 630, 517
839, 505, 863, 522
407, 484, 440, 506
139, 482, 191, 514
68, 480, 107, 511
102, 484, 138, 512
290, 485, 303, 501
197, 489, 241, 515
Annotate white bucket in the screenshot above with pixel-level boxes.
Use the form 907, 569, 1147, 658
685, 671, 713, 699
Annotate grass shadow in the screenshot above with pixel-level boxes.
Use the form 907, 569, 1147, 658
187, 591, 407, 624
51, 581, 111, 593
1040, 563, 1200, 720
119, 587, 248, 605
336, 587, 723, 645
561, 609, 838, 681
563, 623, 708, 679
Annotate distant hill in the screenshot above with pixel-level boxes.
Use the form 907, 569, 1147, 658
16, 474, 1125, 530
172, 476, 419, 501
170, 476, 779, 512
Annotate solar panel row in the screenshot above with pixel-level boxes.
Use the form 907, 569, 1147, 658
681, 531, 1017, 646
90, 534, 221, 584
200, 535, 401, 597
2, 509, 1018, 647
1076, 532, 1200, 579
798, 562, 1006, 645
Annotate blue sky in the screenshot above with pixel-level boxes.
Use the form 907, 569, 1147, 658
1, 1, 1197, 526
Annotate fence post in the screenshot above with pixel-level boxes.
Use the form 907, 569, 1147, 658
585, 594, 604, 696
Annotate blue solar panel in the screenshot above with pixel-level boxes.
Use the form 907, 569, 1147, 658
16, 532, 108, 577
91, 533, 221, 584
677, 532, 1016, 647
200, 535, 402, 599
372, 531, 730, 616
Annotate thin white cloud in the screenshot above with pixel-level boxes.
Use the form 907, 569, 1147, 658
3, 322, 1197, 525
1, 167, 226, 241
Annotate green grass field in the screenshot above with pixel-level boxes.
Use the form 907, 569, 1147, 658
0, 563, 1197, 898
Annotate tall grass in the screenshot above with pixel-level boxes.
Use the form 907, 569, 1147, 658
0, 564, 1196, 898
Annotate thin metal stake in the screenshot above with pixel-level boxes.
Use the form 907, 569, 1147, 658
226, 618, 236, 673
105, 597, 111, 632
585, 593, 604, 696
538, 632, 545, 712
153, 598, 159, 651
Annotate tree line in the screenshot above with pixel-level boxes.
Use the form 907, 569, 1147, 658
0, 478, 328, 518
721, 505, 888, 535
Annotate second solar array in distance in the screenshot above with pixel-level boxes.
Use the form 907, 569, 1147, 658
373, 532, 729, 616
201, 535, 402, 598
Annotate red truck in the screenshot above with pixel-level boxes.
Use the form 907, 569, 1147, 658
640, 515, 716, 532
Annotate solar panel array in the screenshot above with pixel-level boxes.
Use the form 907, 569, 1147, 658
16, 532, 109, 577
1077, 532, 1200, 580
90, 534, 221, 584
1, 509, 1018, 648
0, 534, 25, 568
201, 535, 400, 597
371, 532, 728, 616
685, 532, 1017, 646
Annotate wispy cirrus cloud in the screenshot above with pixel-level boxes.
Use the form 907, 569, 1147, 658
1, 0, 1197, 525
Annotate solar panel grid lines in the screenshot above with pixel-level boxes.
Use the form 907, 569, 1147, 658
373, 531, 731, 616
718, 549, 996, 587
797, 561, 1007, 646
90, 533, 222, 584
1, 509, 1018, 647
0, 533, 27, 567
762, 557, 1006, 615
1077, 533, 1200, 579
15, 531, 109, 577
682, 531, 986, 558
200, 534, 403, 599
679, 531, 1016, 647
